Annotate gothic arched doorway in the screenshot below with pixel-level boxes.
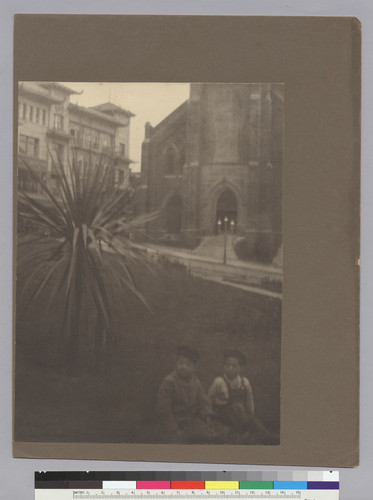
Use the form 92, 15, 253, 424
166, 195, 183, 233
215, 189, 237, 233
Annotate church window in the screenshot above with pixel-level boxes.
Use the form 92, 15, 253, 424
165, 147, 176, 175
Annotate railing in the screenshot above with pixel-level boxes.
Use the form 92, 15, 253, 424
18, 155, 48, 171
46, 127, 71, 139
72, 137, 101, 150
102, 146, 126, 158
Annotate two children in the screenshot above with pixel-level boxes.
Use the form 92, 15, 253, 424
157, 346, 277, 444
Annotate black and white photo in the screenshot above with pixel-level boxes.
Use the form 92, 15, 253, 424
15, 82, 283, 446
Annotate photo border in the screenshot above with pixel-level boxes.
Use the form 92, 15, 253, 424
13, 14, 360, 467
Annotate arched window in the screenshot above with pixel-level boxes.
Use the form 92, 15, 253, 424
165, 147, 176, 175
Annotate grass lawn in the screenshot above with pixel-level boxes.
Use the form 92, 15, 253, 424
15, 241, 281, 444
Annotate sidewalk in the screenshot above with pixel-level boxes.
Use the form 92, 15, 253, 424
132, 241, 282, 299
133, 240, 282, 277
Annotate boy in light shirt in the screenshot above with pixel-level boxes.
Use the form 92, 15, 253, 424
208, 349, 277, 444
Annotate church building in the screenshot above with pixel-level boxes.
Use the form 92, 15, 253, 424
140, 83, 283, 261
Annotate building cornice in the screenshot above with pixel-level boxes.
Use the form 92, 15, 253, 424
69, 103, 129, 127
90, 102, 135, 118
18, 84, 63, 104
40, 82, 81, 95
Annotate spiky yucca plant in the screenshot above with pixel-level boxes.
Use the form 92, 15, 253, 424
17, 153, 158, 373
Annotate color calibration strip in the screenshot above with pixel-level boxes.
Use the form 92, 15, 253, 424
35, 471, 339, 491
102, 480, 338, 490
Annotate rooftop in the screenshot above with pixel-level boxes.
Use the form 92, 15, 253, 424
18, 83, 62, 104
90, 102, 135, 118
68, 102, 129, 126
40, 82, 81, 95
152, 100, 188, 133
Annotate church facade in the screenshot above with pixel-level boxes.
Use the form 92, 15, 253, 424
140, 83, 283, 260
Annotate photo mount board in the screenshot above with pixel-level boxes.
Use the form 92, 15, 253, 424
13, 15, 360, 467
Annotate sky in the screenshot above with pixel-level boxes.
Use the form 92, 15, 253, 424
63, 82, 190, 171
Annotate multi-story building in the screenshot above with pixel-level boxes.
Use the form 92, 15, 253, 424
17, 82, 134, 195
140, 83, 283, 261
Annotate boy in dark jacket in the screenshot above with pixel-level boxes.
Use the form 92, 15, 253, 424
157, 345, 214, 443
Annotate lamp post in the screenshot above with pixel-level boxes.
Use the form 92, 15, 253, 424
223, 215, 229, 264
217, 218, 222, 234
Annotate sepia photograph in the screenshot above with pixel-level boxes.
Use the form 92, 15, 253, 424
15, 82, 283, 446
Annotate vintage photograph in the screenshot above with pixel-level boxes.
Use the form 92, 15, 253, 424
15, 82, 283, 446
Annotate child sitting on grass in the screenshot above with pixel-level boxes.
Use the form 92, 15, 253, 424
157, 345, 215, 444
207, 349, 278, 445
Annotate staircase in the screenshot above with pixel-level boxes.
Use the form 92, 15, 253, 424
193, 234, 239, 261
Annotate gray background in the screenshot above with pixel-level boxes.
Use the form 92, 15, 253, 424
1, 0, 372, 499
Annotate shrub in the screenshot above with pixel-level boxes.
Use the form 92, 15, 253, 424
234, 236, 256, 261
255, 232, 274, 263
18, 153, 160, 374
234, 232, 277, 263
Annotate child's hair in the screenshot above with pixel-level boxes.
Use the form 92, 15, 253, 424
224, 349, 247, 366
177, 345, 200, 363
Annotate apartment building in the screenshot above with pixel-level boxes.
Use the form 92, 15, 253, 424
17, 82, 134, 195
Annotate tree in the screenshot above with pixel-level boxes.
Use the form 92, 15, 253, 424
17, 153, 159, 375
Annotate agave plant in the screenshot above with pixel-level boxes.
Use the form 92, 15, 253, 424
17, 152, 159, 373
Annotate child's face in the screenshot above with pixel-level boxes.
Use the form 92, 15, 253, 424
176, 355, 195, 379
224, 356, 241, 380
